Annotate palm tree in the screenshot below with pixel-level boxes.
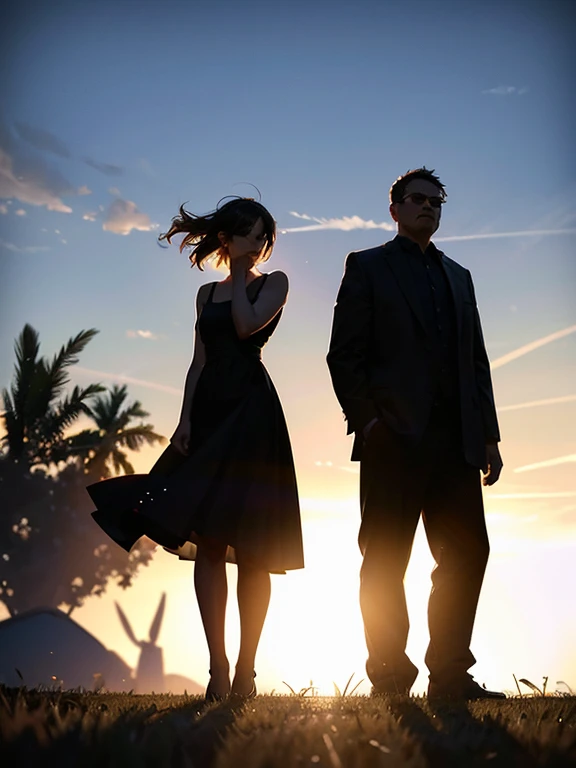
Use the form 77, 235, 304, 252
66, 384, 166, 480
1, 324, 104, 469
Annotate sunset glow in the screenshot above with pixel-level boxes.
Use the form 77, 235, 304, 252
1, 0, 574, 699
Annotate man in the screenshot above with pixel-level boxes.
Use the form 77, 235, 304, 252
326, 168, 505, 701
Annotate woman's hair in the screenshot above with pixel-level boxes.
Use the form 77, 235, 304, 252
158, 196, 276, 270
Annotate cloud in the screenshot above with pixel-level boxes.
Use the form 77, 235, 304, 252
499, 394, 576, 412
491, 324, 576, 370
83, 211, 98, 222
488, 491, 576, 499
74, 366, 181, 396
84, 157, 123, 176
281, 212, 396, 234
0, 204, 7, 214
102, 198, 158, 236
15, 208, 26, 216
0, 146, 73, 213
282, 209, 575, 241
513, 454, 576, 474
482, 86, 529, 96
435, 228, 576, 243
14, 121, 71, 158
108, 186, 121, 196
126, 329, 161, 340
0, 239, 52, 253
77, 185, 92, 196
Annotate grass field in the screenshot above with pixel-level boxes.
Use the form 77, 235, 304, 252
1, 686, 575, 767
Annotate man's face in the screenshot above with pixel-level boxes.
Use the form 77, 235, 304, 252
390, 179, 444, 237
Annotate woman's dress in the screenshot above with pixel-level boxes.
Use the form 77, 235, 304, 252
87, 274, 304, 574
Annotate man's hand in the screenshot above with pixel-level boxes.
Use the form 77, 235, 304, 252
482, 443, 503, 486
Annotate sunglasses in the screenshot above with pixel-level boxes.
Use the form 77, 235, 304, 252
401, 193, 445, 209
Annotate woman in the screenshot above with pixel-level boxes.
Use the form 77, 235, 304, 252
87, 197, 304, 701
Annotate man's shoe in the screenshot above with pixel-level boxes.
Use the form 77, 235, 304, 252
428, 678, 506, 702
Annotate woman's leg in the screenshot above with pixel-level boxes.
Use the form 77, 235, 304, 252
232, 555, 271, 695
194, 536, 230, 695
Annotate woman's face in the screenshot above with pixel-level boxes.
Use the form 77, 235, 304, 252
225, 217, 269, 261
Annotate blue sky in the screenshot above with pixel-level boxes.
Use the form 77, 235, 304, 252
1, 0, 575, 693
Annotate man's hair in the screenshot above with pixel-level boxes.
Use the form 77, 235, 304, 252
389, 167, 447, 203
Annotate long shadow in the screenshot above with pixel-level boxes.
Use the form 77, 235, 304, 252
387, 696, 538, 768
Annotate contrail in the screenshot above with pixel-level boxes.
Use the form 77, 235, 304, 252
514, 454, 576, 474
491, 325, 576, 369
499, 394, 576, 412
488, 491, 576, 499
435, 228, 576, 243
74, 366, 181, 396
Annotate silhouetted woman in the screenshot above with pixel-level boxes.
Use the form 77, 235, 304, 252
88, 197, 304, 701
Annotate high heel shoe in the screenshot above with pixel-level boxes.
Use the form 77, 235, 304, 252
230, 671, 257, 701
205, 668, 230, 702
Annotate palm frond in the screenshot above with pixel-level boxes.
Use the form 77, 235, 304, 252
46, 329, 100, 403
116, 425, 167, 452
111, 448, 135, 476
11, 324, 41, 427
90, 384, 129, 428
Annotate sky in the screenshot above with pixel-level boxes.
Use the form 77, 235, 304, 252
1, 0, 575, 696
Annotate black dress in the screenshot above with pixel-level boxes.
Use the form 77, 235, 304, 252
87, 274, 304, 574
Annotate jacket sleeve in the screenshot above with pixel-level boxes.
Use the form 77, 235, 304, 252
326, 252, 380, 434
468, 271, 501, 443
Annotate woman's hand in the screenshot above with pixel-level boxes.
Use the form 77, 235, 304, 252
171, 420, 191, 455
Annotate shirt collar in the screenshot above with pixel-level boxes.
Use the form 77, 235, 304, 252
395, 234, 443, 262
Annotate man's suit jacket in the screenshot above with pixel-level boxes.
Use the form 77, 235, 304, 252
326, 238, 500, 468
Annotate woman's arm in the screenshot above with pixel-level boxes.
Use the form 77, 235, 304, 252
230, 267, 288, 339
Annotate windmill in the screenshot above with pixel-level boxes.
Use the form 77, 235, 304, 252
115, 592, 166, 693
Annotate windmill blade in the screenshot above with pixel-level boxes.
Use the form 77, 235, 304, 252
149, 592, 166, 644
115, 601, 140, 647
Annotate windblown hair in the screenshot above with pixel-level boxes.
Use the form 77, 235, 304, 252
389, 167, 447, 203
158, 197, 276, 270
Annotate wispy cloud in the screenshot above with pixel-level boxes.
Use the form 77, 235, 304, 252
0, 145, 73, 213
482, 85, 529, 96
281, 209, 575, 241
82, 211, 98, 222
77, 185, 92, 196
488, 491, 576, 499
491, 324, 576, 369
281, 212, 395, 234
84, 157, 123, 176
0, 239, 52, 253
435, 228, 576, 243
102, 198, 158, 236
74, 366, 181, 396
15, 208, 26, 216
513, 454, 576, 474
499, 394, 576, 412
126, 329, 161, 340
14, 121, 71, 158
0, 203, 7, 214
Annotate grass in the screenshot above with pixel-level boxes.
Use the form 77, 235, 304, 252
1, 685, 575, 767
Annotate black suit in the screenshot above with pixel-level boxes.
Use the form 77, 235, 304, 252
327, 235, 500, 690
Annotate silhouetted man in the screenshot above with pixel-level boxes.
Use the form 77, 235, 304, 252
327, 168, 505, 701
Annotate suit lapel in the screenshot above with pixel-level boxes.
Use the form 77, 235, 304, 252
385, 249, 429, 335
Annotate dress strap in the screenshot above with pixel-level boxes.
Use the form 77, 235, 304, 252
207, 281, 218, 303
250, 274, 268, 304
